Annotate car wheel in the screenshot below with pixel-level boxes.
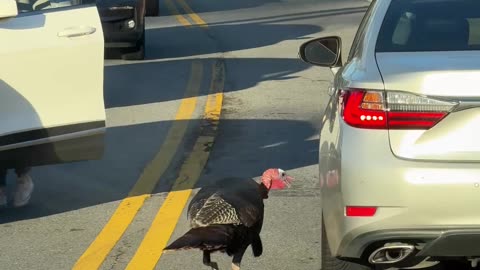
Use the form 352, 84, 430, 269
322, 218, 373, 270
145, 0, 159, 16
121, 32, 145, 61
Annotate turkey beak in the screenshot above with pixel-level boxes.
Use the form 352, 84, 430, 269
283, 175, 294, 188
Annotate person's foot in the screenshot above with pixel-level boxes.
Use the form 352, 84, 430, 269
0, 187, 6, 207
13, 174, 34, 207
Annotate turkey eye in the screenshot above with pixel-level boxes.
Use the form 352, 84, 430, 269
281, 173, 285, 177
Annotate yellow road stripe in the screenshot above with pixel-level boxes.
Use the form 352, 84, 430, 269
72, 61, 204, 270
125, 61, 225, 270
129, 62, 203, 196
177, 0, 208, 28
165, 0, 191, 27
72, 195, 148, 270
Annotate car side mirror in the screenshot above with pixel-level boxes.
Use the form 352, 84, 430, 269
0, 0, 18, 19
299, 36, 342, 68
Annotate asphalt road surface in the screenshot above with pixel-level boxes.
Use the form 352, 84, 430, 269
0, 0, 369, 269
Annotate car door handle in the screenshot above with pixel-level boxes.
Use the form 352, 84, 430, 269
58, 26, 96, 38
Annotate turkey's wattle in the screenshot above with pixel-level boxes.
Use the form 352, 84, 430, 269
163, 168, 294, 270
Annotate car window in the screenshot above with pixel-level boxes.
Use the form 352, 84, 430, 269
16, 0, 94, 14
347, 0, 377, 62
376, 0, 480, 52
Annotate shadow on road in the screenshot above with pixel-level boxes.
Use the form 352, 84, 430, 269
143, 6, 368, 60
203, 7, 368, 26
156, 0, 366, 19
0, 3, 367, 223
144, 22, 322, 59
105, 5, 369, 108
0, 117, 319, 224
105, 58, 313, 108
158, 0, 282, 15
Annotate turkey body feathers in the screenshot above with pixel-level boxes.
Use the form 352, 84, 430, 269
164, 177, 267, 269
187, 177, 264, 228
164, 225, 235, 252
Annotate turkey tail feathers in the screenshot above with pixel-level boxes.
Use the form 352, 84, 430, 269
251, 234, 263, 257
163, 225, 235, 253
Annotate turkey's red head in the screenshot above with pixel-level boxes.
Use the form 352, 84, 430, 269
261, 168, 294, 191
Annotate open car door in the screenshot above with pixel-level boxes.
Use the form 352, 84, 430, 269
0, 0, 106, 168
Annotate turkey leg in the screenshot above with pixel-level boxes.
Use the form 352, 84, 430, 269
203, 251, 219, 270
231, 246, 247, 270
251, 234, 263, 257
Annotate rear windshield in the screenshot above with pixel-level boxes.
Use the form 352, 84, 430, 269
376, 0, 480, 52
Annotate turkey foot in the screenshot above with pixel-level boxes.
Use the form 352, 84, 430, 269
208, 262, 219, 270
231, 247, 246, 270
203, 251, 219, 270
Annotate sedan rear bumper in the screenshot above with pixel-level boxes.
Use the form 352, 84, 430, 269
321, 121, 480, 259
339, 228, 480, 259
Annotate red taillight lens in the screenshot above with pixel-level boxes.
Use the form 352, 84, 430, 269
387, 112, 447, 129
341, 90, 388, 129
340, 89, 456, 130
345, 206, 377, 217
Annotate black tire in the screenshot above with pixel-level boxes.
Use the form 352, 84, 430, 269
322, 218, 373, 270
145, 0, 159, 16
121, 31, 145, 60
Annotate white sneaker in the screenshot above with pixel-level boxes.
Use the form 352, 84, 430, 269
0, 187, 6, 207
13, 174, 34, 208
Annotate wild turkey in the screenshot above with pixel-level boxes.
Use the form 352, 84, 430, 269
163, 168, 294, 270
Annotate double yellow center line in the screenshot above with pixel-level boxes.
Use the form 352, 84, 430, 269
74, 59, 224, 269
73, 3, 221, 269
72, 61, 203, 270
126, 63, 224, 269
165, 0, 207, 28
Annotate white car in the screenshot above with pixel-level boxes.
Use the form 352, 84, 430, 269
0, 0, 105, 168
300, 0, 480, 269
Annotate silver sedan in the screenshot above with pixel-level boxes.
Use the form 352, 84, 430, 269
300, 0, 480, 269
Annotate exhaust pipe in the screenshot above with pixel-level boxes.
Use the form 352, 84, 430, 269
368, 243, 416, 265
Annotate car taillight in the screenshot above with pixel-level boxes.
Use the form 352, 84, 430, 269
341, 90, 387, 129
345, 206, 377, 217
340, 89, 457, 129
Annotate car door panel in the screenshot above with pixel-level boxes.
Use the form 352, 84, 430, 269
0, 2, 106, 167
